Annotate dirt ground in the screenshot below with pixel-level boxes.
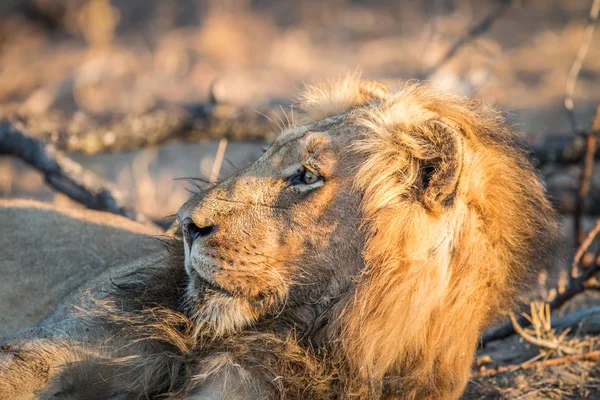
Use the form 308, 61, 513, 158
2, 0, 600, 398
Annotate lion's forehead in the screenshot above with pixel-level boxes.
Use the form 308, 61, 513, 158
275, 112, 354, 146
264, 113, 358, 166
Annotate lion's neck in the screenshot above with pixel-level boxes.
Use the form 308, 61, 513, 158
257, 289, 353, 348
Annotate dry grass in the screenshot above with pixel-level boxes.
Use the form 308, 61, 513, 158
512, 302, 598, 356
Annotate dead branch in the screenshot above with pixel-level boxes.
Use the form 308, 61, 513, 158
0, 122, 148, 224
563, 0, 600, 133
482, 219, 600, 345
548, 252, 600, 312
7, 98, 278, 155
473, 350, 600, 378
419, 0, 512, 79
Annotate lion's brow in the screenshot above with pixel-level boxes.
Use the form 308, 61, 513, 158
215, 196, 292, 211
270, 116, 343, 155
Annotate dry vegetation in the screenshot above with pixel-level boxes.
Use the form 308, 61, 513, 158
2, 0, 600, 398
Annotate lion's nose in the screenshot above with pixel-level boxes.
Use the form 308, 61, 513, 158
181, 218, 216, 246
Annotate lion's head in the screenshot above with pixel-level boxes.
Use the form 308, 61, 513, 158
176, 76, 560, 397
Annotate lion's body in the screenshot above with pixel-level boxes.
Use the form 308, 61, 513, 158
0, 200, 163, 339
0, 78, 560, 400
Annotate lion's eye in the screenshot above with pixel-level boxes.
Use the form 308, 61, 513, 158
302, 169, 319, 184
290, 167, 323, 186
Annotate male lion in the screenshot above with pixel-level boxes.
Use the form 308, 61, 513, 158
0, 78, 560, 399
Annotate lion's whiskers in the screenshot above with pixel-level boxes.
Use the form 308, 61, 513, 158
279, 105, 293, 130
255, 110, 285, 133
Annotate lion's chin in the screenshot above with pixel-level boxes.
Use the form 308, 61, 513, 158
184, 278, 259, 337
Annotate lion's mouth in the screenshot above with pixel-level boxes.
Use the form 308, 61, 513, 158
189, 270, 231, 297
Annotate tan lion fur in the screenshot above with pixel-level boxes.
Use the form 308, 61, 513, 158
0, 78, 560, 400
0, 200, 163, 338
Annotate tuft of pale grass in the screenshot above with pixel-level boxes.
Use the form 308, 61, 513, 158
512, 302, 597, 357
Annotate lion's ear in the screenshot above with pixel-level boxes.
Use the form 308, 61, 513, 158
418, 121, 464, 212
358, 81, 390, 103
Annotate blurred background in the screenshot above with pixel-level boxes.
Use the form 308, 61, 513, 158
0, 0, 599, 220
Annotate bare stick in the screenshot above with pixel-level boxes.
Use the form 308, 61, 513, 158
210, 138, 228, 185
574, 106, 600, 246
473, 350, 600, 377
0, 122, 147, 223
419, 0, 512, 79
564, 0, 600, 133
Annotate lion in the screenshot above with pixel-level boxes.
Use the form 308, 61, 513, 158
0, 77, 560, 399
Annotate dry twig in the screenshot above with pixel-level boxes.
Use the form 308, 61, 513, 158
210, 138, 228, 185
0, 122, 148, 224
564, 0, 600, 133
474, 350, 600, 377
